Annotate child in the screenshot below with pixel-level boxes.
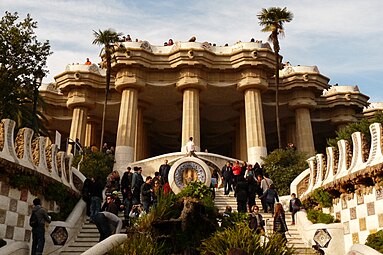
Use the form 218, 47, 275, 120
289, 193, 302, 225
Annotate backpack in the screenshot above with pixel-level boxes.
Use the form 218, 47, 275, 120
29, 209, 40, 228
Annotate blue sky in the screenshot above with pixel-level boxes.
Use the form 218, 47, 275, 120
2, 0, 383, 101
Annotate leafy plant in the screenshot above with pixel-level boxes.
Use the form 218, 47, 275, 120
110, 232, 164, 255
311, 188, 334, 208
365, 230, 383, 253
327, 112, 383, 149
76, 150, 114, 182
199, 222, 295, 255
262, 148, 308, 195
307, 209, 337, 224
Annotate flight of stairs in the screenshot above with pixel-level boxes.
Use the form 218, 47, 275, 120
59, 219, 101, 255
60, 190, 318, 254
214, 188, 319, 255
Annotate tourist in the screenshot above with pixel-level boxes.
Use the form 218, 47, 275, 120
121, 167, 133, 201
30, 198, 51, 255
85, 58, 91, 65
101, 195, 119, 216
93, 211, 122, 242
232, 160, 242, 191
260, 173, 273, 213
289, 193, 302, 225
106, 170, 120, 193
159, 159, 171, 185
131, 166, 144, 205
81, 177, 92, 217
273, 203, 289, 243
247, 176, 257, 212
140, 176, 153, 213
129, 204, 145, 218
235, 176, 248, 213
248, 205, 265, 234
89, 177, 103, 221
185, 137, 198, 157
262, 183, 279, 214
167, 38, 174, 45
244, 164, 255, 180
188, 36, 196, 42
152, 179, 161, 207
125, 34, 132, 42
253, 162, 263, 178
221, 161, 233, 195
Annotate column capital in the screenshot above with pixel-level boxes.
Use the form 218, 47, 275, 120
114, 69, 145, 93
237, 76, 268, 92
66, 88, 95, 110
176, 76, 207, 91
288, 97, 317, 110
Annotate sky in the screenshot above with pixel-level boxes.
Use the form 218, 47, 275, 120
2, 0, 383, 102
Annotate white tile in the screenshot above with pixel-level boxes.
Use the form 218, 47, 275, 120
13, 226, 25, 241
0, 196, 10, 210
0, 224, 6, 239
5, 211, 18, 226
8, 188, 20, 200
17, 201, 29, 216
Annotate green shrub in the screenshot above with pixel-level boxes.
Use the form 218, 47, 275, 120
307, 209, 336, 224
76, 151, 114, 182
311, 188, 334, 208
110, 232, 164, 255
199, 223, 295, 255
262, 148, 308, 195
365, 230, 383, 253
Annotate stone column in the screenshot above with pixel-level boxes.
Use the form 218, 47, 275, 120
289, 94, 316, 156
68, 106, 87, 154
239, 107, 247, 161
134, 105, 145, 161
237, 73, 268, 164
84, 120, 96, 147
176, 70, 206, 152
286, 122, 296, 147
114, 69, 145, 173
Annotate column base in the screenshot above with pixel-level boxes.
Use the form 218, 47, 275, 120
247, 146, 267, 165
114, 146, 134, 174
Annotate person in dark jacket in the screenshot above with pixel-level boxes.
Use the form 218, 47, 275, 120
289, 193, 302, 225
273, 203, 289, 243
262, 183, 279, 214
235, 176, 248, 213
221, 161, 233, 195
159, 159, 171, 185
93, 211, 123, 242
31, 198, 51, 255
248, 205, 265, 234
120, 167, 133, 201
140, 176, 153, 213
131, 167, 144, 205
247, 176, 257, 212
90, 177, 103, 221
82, 177, 92, 216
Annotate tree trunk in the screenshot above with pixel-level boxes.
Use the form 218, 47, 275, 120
100, 49, 111, 148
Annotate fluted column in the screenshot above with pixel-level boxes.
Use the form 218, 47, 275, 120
244, 89, 267, 164
84, 120, 96, 147
289, 93, 316, 156
134, 105, 145, 161
239, 107, 247, 161
115, 88, 138, 168
237, 73, 269, 164
181, 88, 201, 152
295, 107, 315, 155
68, 107, 88, 154
176, 69, 206, 152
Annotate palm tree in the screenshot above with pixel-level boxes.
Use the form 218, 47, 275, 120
258, 7, 293, 149
92, 29, 122, 148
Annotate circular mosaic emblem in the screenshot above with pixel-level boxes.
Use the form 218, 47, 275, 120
168, 157, 211, 194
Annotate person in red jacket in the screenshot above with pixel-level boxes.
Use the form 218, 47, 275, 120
232, 160, 242, 193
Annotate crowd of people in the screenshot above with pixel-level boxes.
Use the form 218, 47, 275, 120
220, 160, 302, 243
81, 159, 173, 240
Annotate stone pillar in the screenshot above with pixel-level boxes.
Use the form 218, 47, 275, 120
295, 107, 315, 155
289, 93, 316, 156
286, 122, 296, 147
239, 107, 247, 161
84, 120, 96, 147
114, 69, 145, 173
237, 73, 269, 164
68, 106, 87, 154
134, 105, 145, 161
176, 69, 206, 152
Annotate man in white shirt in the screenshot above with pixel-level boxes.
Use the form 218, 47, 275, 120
186, 137, 198, 157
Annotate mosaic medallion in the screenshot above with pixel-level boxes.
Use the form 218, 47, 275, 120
350, 207, 357, 220
376, 189, 383, 200
313, 228, 332, 248
367, 202, 375, 216
50, 226, 68, 245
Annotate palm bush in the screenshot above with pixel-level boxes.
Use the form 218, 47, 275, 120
199, 223, 295, 255
365, 230, 383, 253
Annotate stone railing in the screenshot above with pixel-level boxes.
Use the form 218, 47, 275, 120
0, 119, 81, 192
291, 122, 383, 198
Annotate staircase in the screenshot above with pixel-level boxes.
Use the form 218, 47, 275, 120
59, 219, 100, 255
214, 188, 318, 255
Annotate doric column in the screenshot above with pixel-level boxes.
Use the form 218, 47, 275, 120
286, 122, 296, 146
134, 103, 148, 161
233, 102, 247, 161
84, 120, 97, 147
114, 69, 145, 173
68, 106, 88, 154
289, 93, 316, 156
237, 73, 268, 164
176, 69, 206, 152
